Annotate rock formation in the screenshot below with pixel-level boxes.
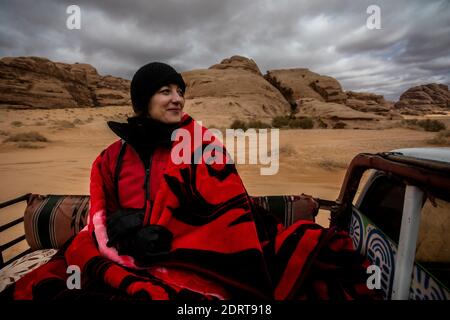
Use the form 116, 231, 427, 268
3, 55, 446, 129
394, 83, 449, 115
182, 55, 290, 126
265, 68, 347, 104
345, 91, 399, 118
209, 55, 262, 75
0, 56, 130, 109
296, 97, 385, 129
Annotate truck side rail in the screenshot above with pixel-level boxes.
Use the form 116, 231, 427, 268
331, 152, 450, 230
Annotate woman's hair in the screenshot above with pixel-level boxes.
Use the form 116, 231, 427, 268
130, 62, 186, 116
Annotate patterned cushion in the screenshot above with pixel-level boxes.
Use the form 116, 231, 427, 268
0, 249, 57, 292
24, 194, 89, 250
251, 194, 319, 226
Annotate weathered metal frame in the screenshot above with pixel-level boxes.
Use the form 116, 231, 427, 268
330, 152, 450, 230
0, 193, 32, 268
329, 152, 450, 300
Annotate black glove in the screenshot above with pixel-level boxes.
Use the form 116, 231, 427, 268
117, 225, 173, 264
106, 208, 145, 248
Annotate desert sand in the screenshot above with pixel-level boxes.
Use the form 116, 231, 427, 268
0, 106, 446, 260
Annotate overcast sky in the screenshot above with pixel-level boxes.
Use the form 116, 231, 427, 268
0, 0, 449, 100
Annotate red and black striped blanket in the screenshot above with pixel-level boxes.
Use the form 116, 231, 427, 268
2, 117, 378, 300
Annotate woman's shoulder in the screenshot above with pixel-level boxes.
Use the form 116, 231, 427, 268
97, 139, 126, 159
178, 113, 210, 133
179, 113, 194, 128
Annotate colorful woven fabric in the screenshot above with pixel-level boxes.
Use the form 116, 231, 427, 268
24, 194, 89, 250
21, 194, 317, 253
2, 115, 378, 300
0, 249, 57, 292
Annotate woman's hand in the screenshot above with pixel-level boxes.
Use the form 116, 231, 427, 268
106, 208, 145, 247
127, 225, 173, 264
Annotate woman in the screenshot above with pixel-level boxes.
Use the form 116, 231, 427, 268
5, 62, 379, 300
97, 62, 190, 265
7, 62, 273, 299
89, 62, 273, 298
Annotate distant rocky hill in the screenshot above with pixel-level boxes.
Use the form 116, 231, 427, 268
1, 55, 448, 127
182, 55, 290, 126
0, 56, 130, 109
264, 68, 401, 118
260, 67, 400, 127
394, 83, 450, 115
297, 98, 384, 121
209, 55, 263, 75
345, 91, 400, 118
266, 68, 347, 104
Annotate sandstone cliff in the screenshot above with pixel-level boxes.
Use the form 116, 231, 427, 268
3, 55, 447, 129
182, 55, 290, 126
0, 56, 130, 109
394, 83, 449, 115
265, 68, 347, 104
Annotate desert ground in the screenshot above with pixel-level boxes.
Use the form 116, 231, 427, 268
0, 106, 448, 260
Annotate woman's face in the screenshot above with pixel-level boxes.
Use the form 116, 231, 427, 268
147, 84, 184, 124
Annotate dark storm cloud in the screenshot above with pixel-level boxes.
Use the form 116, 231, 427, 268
0, 0, 448, 100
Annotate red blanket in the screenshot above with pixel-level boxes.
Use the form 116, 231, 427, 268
4, 117, 379, 300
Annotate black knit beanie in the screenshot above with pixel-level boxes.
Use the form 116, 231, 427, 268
130, 62, 186, 116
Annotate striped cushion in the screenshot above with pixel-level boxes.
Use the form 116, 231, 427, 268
24, 194, 89, 250
251, 194, 318, 226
